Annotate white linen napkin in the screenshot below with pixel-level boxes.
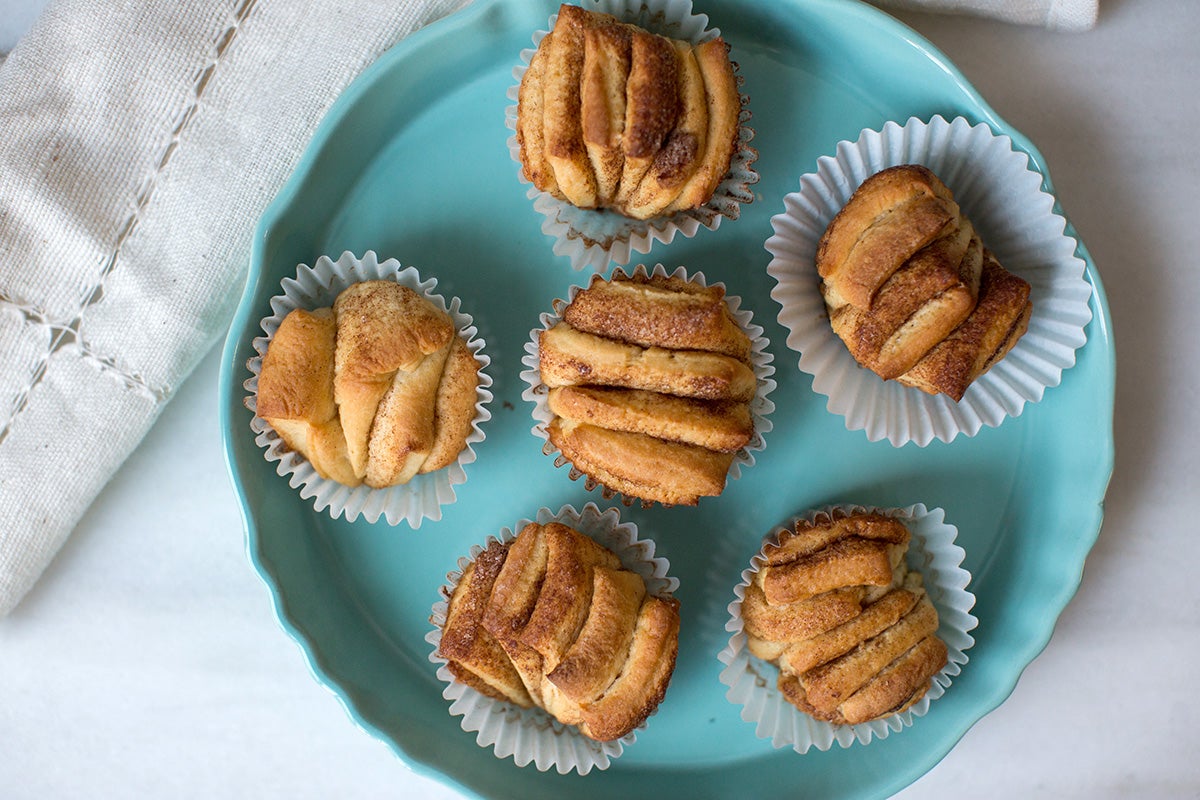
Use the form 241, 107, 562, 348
873, 0, 1097, 30
0, 0, 1096, 617
0, 0, 466, 616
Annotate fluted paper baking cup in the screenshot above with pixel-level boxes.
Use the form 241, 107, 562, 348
717, 503, 977, 752
243, 251, 492, 527
520, 262, 776, 507
425, 502, 678, 774
507, 0, 758, 272
765, 115, 1093, 446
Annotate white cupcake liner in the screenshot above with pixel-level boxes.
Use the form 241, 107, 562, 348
519, 262, 776, 507
765, 115, 1093, 446
506, 0, 759, 272
717, 503, 977, 752
243, 250, 493, 527
425, 502, 679, 774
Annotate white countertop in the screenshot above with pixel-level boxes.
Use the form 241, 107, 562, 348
2, 2, 1197, 798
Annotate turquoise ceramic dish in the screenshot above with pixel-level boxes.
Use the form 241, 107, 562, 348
218, 0, 1115, 798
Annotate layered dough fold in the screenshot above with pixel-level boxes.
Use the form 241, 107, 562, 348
255, 281, 480, 487
517, 4, 740, 219
438, 522, 681, 742
817, 164, 1032, 400
742, 510, 948, 726
538, 272, 755, 506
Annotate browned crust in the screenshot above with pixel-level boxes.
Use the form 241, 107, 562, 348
481, 522, 553, 703
261, 281, 474, 487
542, 5, 600, 207
764, 510, 911, 566
563, 273, 751, 361
516, 522, 621, 672
258, 307, 362, 487
742, 583, 865, 653
439, 541, 535, 708
817, 165, 960, 310
829, 221, 981, 379
538, 271, 757, 507
622, 40, 707, 219
761, 537, 899, 606
548, 385, 752, 453
548, 418, 734, 506
516, 37, 560, 197
442, 518, 680, 742
664, 37, 740, 214
364, 340, 451, 488
577, 595, 681, 741
332, 281, 453, 478
777, 670, 828, 720
333, 281, 453, 377
779, 587, 921, 676
545, 566, 646, 702
580, 21, 632, 204
539, 322, 756, 402
800, 594, 940, 716
838, 634, 947, 724
616, 28, 679, 172
899, 250, 1033, 400
517, 7, 740, 219
830, 194, 960, 311
746, 511, 949, 724
257, 307, 337, 422
816, 164, 1032, 399
421, 335, 480, 473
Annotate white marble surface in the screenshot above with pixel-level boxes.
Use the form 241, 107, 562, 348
2, 1, 1198, 798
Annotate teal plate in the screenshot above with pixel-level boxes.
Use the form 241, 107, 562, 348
218, 0, 1115, 797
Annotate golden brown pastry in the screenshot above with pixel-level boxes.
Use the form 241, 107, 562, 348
742, 510, 948, 726
818, 165, 961, 311
548, 418, 736, 507
547, 386, 752, 452
539, 322, 756, 402
538, 272, 756, 506
898, 250, 1033, 400
581, 20, 633, 204
517, 4, 741, 220
438, 540, 534, 708
663, 37, 742, 216
829, 220, 982, 380
256, 307, 360, 487
562, 271, 751, 360
255, 280, 480, 488
439, 521, 680, 742
816, 164, 1031, 399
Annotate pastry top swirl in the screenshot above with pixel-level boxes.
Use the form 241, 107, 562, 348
539, 272, 756, 506
255, 281, 480, 488
438, 521, 681, 742
517, 4, 740, 220
816, 165, 1032, 400
743, 509, 949, 726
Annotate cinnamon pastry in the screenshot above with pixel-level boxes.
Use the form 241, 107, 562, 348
255, 280, 480, 488
816, 164, 1031, 398
539, 322, 756, 402
438, 540, 534, 708
743, 510, 948, 725
439, 521, 681, 742
818, 165, 961, 311
548, 418, 736, 507
517, 4, 741, 220
256, 307, 359, 487
547, 385, 752, 452
538, 272, 756, 506
562, 271, 751, 360
898, 250, 1033, 400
